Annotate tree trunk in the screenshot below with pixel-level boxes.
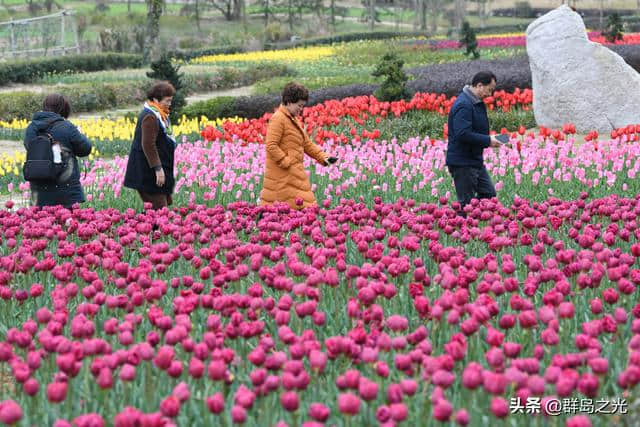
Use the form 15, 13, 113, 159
288, 0, 294, 32
128, 0, 131, 12
480, 0, 487, 29
194, 0, 200, 30
429, 0, 440, 35
264, 0, 269, 27
369, 0, 375, 31
455, 0, 465, 32
599, 0, 604, 31
419, 0, 427, 31
232, 0, 242, 20
240, 0, 247, 32
330, 0, 336, 31
144, 0, 163, 62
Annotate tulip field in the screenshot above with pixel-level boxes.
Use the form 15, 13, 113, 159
1, 86, 640, 427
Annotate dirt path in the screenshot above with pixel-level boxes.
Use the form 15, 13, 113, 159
186, 85, 254, 103
0, 84, 47, 94
0, 139, 24, 156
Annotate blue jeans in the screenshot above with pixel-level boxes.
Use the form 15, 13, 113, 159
448, 165, 496, 213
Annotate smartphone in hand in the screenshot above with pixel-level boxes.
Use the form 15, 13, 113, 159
495, 134, 510, 144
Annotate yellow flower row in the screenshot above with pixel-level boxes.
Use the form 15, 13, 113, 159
0, 148, 102, 178
0, 116, 245, 144
0, 151, 25, 177
191, 46, 335, 64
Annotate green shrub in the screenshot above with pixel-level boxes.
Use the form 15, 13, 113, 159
604, 13, 624, 42
181, 96, 236, 119
178, 37, 206, 50
0, 53, 145, 86
0, 92, 42, 122
372, 53, 409, 102
169, 46, 244, 62
0, 83, 147, 120
147, 55, 186, 121
460, 21, 479, 59
514, 1, 534, 19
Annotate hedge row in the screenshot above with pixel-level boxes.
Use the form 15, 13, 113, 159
493, 7, 638, 18
182, 84, 378, 120
0, 28, 535, 87
0, 83, 146, 121
0, 53, 145, 87
183, 44, 640, 120
0, 63, 294, 120
169, 46, 244, 62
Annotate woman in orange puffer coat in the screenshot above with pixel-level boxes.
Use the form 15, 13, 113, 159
259, 82, 337, 210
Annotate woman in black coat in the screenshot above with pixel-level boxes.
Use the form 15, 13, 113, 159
123, 81, 176, 210
24, 94, 92, 208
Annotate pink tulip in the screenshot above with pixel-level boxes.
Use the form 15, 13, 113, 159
455, 409, 469, 425
72, 413, 105, 427
47, 382, 67, 403
206, 393, 225, 414
231, 405, 247, 424
432, 399, 452, 421
160, 396, 180, 418
338, 393, 360, 415
280, 391, 299, 412
0, 400, 22, 425
308, 403, 330, 422
566, 415, 593, 427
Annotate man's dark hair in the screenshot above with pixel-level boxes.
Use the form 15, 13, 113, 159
42, 94, 71, 118
282, 82, 309, 105
146, 81, 176, 101
471, 71, 497, 87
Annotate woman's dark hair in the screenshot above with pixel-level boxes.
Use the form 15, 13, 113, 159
147, 81, 176, 101
43, 93, 71, 118
471, 71, 497, 87
282, 82, 309, 105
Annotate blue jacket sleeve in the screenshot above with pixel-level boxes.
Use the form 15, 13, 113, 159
452, 105, 491, 148
68, 123, 92, 157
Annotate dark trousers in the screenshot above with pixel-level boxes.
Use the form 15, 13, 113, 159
448, 165, 496, 213
137, 191, 172, 210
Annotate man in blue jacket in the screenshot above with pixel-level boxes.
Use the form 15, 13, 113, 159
446, 71, 501, 216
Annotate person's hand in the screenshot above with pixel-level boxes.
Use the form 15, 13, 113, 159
278, 156, 292, 169
155, 168, 165, 187
326, 157, 338, 165
490, 136, 502, 148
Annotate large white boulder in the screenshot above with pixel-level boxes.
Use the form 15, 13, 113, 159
526, 5, 640, 133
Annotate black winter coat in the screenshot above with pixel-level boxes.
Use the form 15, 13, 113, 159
24, 111, 92, 207
123, 109, 176, 195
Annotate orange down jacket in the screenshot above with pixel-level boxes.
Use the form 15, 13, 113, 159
259, 105, 328, 210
